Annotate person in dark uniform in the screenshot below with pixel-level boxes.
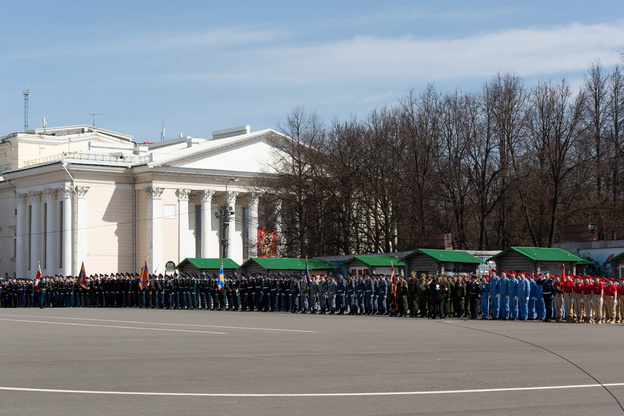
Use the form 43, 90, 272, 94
429, 276, 447, 319
290, 276, 300, 313
536, 273, 555, 322
468, 274, 480, 319
239, 273, 248, 311
269, 275, 279, 312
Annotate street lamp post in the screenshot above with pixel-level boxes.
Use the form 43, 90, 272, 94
214, 178, 238, 259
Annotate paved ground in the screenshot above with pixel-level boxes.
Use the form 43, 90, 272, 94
1, 308, 623, 416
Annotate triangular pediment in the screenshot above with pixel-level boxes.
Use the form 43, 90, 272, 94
149, 129, 289, 174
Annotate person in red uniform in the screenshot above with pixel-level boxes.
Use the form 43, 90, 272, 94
592, 276, 604, 324
582, 275, 594, 323
617, 279, 624, 324
572, 275, 583, 323
561, 274, 574, 322
553, 275, 564, 322
604, 278, 617, 324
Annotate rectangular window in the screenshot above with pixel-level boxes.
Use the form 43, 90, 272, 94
11, 238, 16, 259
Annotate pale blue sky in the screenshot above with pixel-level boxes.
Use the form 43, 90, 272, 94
1, 1, 623, 141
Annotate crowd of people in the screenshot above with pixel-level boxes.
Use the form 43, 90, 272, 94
0, 270, 622, 323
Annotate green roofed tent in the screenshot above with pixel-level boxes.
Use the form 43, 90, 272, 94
177, 258, 240, 275
488, 247, 586, 276
239, 257, 336, 275
339, 255, 405, 277
401, 249, 484, 277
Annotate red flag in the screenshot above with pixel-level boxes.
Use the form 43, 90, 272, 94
78, 262, 88, 289
562, 264, 566, 280
34, 262, 42, 290
389, 261, 397, 311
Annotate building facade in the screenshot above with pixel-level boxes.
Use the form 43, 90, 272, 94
0, 125, 288, 278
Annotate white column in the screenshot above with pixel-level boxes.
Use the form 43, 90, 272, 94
15, 193, 27, 278
248, 193, 259, 258
200, 189, 214, 258
44, 188, 58, 275
59, 185, 73, 277
146, 187, 164, 272
75, 186, 89, 275
29, 191, 42, 274
226, 191, 238, 261
176, 189, 191, 262
275, 199, 284, 257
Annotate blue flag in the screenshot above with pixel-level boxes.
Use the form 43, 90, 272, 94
218, 260, 225, 292
305, 260, 311, 287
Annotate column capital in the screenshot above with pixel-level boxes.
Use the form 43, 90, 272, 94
226, 191, 239, 204
59, 185, 74, 199
28, 191, 42, 202
44, 188, 57, 201
200, 189, 215, 201
175, 188, 191, 200
14, 193, 28, 204
75, 186, 90, 198
248, 192, 260, 204
145, 186, 164, 199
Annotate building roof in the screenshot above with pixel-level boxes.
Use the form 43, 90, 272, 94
488, 247, 586, 263
340, 255, 405, 268
177, 258, 240, 270
608, 251, 624, 264
402, 249, 485, 264
240, 257, 336, 271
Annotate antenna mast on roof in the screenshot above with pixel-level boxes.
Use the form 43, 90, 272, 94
161, 119, 165, 142
23, 89, 29, 132
90, 113, 101, 128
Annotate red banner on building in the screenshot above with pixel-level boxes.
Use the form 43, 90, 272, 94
258, 228, 277, 258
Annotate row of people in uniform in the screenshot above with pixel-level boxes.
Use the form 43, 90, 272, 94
476, 271, 623, 324
2, 271, 620, 324
0, 272, 452, 317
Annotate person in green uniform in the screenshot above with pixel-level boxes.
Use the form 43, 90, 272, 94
397, 276, 409, 317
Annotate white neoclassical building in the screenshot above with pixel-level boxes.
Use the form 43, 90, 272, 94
0, 125, 287, 278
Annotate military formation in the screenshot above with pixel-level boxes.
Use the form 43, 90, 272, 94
1, 270, 622, 324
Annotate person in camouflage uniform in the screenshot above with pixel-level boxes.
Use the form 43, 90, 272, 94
397, 276, 409, 317
444, 276, 453, 317
408, 273, 418, 317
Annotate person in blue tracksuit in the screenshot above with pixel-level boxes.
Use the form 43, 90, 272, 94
518, 272, 530, 320
535, 274, 546, 320
509, 272, 519, 320
528, 274, 538, 319
480, 275, 490, 319
499, 271, 510, 319
490, 272, 500, 319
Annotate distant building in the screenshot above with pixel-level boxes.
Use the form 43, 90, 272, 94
0, 125, 290, 278
553, 240, 624, 277
489, 247, 586, 276
402, 249, 484, 276
239, 257, 335, 276
339, 255, 405, 277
